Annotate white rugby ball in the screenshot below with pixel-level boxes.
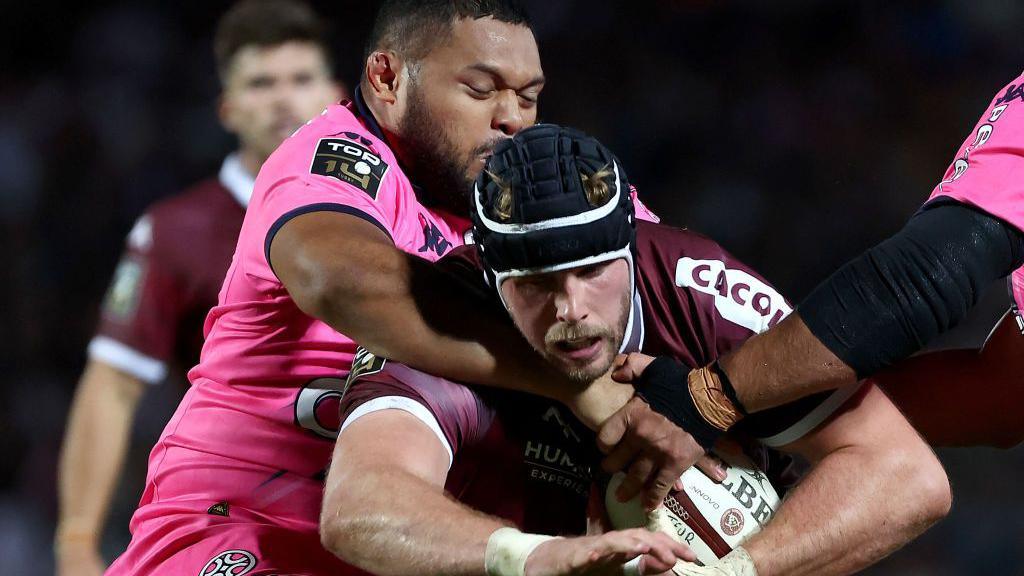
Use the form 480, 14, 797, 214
605, 450, 780, 566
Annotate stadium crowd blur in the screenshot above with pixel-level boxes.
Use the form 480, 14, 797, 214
1, 1, 1021, 574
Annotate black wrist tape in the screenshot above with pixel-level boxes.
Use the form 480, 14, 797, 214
633, 356, 723, 450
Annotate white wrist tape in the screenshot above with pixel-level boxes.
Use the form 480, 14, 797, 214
673, 547, 758, 576
485, 527, 557, 576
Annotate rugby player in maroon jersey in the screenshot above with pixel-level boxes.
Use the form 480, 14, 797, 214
55, 2, 342, 574
318, 125, 950, 576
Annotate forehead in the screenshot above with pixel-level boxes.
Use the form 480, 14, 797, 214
505, 258, 630, 287
429, 17, 542, 84
226, 40, 328, 80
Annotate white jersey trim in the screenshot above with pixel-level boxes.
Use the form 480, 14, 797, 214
339, 396, 454, 470
87, 336, 168, 384
757, 383, 864, 448
219, 152, 256, 208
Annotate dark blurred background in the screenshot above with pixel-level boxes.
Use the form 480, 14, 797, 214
2, 1, 1022, 574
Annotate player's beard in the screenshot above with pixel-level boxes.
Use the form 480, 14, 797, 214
542, 290, 631, 385
399, 82, 501, 214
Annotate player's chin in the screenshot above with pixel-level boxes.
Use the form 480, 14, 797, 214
548, 345, 615, 384
466, 155, 489, 180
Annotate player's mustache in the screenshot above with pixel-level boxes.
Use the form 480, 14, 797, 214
472, 136, 508, 159
544, 322, 609, 349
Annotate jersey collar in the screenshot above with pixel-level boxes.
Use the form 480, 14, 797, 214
219, 152, 256, 208
352, 85, 429, 199
619, 289, 645, 354
353, 85, 388, 143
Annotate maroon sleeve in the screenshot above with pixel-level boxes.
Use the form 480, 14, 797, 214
89, 211, 187, 382
339, 357, 493, 457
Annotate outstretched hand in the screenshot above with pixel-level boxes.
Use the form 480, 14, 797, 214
525, 528, 695, 576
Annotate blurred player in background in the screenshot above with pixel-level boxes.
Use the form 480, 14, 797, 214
320, 125, 950, 576
55, 1, 342, 574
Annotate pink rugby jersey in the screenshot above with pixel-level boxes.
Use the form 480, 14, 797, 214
128, 91, 471, 535
926, 70, 1024, 316
125, 88, 660, 536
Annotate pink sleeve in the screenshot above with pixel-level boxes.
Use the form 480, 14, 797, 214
926, 72, 1024, 234
242, 133, 402, 285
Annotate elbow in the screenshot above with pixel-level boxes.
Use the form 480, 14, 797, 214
889, 444, 952, 529
319, 473, 370, 565
319, 497, 357, 562
918, 457, 953, 525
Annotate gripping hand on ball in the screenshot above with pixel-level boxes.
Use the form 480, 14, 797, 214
598, 353, 737, 510
671, 548, 758, 576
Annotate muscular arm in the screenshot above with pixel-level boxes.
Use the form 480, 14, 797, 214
271, 212, 580, 402
321, 410, 502, 575
721, 204, 1024, 414
56, 359, 146, 574
320, 409, 689, 576
741, 385, 951, 576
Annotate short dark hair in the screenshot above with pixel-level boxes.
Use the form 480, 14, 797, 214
214, 0, 330, 81
365, 0, 533, 63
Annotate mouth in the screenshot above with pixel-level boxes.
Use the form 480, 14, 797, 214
552, 336, 603, 362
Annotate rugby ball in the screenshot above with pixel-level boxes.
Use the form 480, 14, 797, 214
604, 450, 780, 565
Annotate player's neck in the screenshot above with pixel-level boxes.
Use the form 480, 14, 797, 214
236, 148, 264, 179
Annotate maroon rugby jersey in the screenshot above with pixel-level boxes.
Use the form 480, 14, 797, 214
88, 154, 252, 384
338, 221, 853, 532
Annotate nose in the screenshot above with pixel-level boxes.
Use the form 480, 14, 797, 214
554, 275, 588, 324
492, 90, 526, 136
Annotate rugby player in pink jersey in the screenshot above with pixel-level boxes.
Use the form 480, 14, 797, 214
56, 2, 343, 575
595, 70, 1024, 505
319, 125, 949, 576
107, 1, 669, 574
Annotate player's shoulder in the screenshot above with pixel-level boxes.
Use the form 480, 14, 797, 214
635, 220, 735, 266
145, 176, 233, 218
635, 221, 789, 325
260, 103, 401, 200
128, 176, 241, 260
158, 175, 239, 221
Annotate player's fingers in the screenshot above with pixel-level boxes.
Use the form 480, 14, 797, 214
694, 454, 727, 484
582, 532, 650, 571
638, 538, 679, 571
617, 457, 655, 503
601, 432, 641, 474
643, 465, 680, 512
662, 533, 696, 563
632, 532, 693, 574
611, 353, 657, 383
642, 433, 704, 512
592, 530, 648, 557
